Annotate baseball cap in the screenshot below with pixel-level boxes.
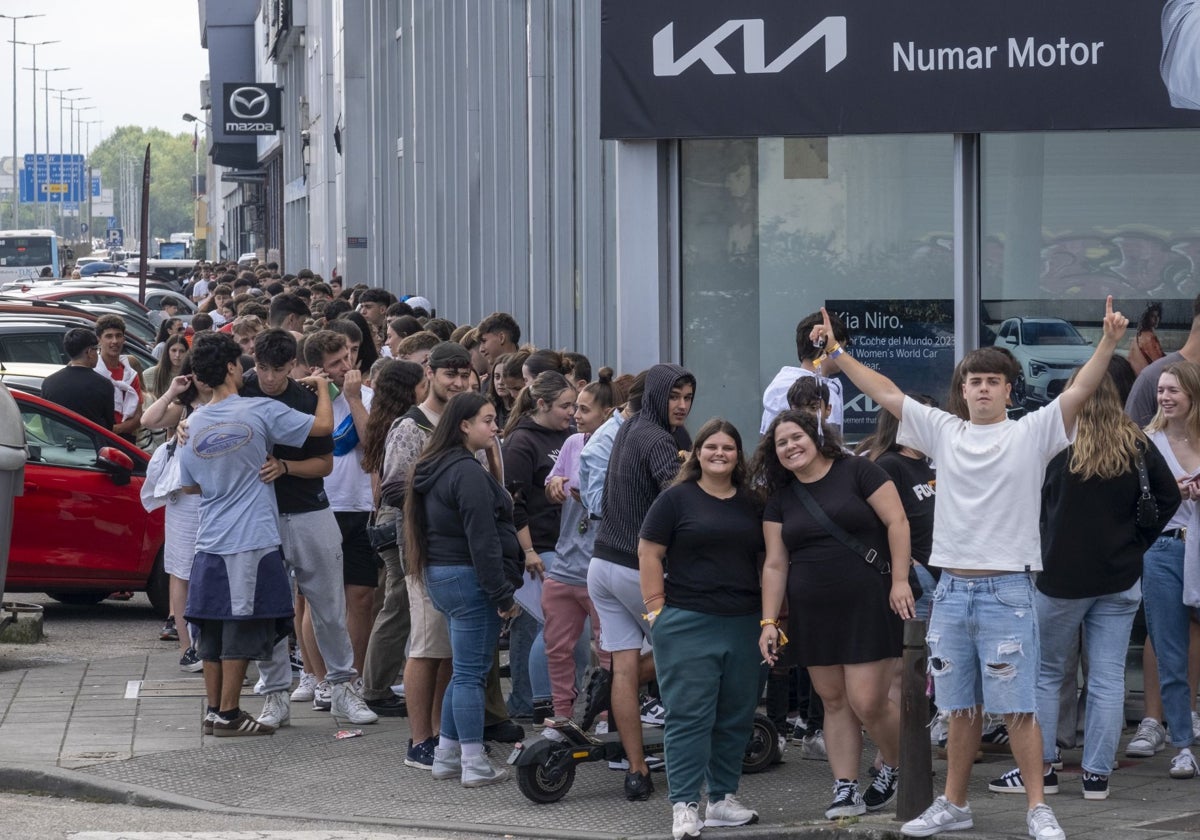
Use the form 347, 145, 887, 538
403, 295, 433, 312
427, 341, 472, 370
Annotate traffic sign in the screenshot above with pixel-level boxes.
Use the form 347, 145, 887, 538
19, 154, 86, 203
107, 216, 117, 230
106, 228, 123, 247
80, 223, 88, 233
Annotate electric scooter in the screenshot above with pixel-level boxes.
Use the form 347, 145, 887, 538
508, 713, 780, 804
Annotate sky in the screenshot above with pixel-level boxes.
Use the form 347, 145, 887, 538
0, 0, 208, 168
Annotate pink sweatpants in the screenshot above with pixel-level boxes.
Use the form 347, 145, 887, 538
542, 577, 610, 718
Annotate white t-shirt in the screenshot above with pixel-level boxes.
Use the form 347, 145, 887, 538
896, 396, 1071, 572
325, 385, 374, 512
760, 366, 844, 434
1163, 0, 1200, 110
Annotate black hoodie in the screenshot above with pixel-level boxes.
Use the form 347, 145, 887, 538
594, 363, 695, 569
503, 415, 571, 553
410, 447, 522, 610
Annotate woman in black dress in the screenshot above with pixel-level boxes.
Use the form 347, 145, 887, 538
754, 409, 913, 821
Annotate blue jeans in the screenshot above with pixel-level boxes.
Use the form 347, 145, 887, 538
508, 551, 557, 716
424, 564, 501, 745
1143, 536, 1196, 748
913, 563, 937, 623
1035, 582, 1141, 775
927, 572, 1040, 714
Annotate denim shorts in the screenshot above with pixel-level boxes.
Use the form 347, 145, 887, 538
927, 572, 1040, 715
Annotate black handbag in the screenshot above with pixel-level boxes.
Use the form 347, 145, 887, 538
791, 482, 891, 575
366, 510, 399, 551
1135, 442, 1159, 530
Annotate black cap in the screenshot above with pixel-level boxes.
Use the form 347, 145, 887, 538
427, 341, 472, 370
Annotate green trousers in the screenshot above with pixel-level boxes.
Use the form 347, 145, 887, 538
652, 605, 761, 803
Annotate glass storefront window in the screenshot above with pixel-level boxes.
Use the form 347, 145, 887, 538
982, 131, 1200, 408
680, 136, 956, 442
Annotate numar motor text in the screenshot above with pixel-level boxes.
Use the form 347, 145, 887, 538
894, 37, 1105, 72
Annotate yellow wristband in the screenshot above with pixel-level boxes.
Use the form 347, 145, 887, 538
644, 607, 662, 622
760, 618, 780, 627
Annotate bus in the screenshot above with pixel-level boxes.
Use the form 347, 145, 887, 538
0, 229, 59, 284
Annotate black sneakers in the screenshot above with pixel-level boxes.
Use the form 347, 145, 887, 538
482, 719, 525, 743
987, 766, 1059, 794
1081, 771, 1109, 800
824, 779, 865, 819
624, 769, 654, 801
863, 763, 899, 811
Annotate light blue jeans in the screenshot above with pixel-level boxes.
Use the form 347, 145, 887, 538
1142, 536, 1197, 748
1035, 582, 1141, 775
425, 564, 501, 745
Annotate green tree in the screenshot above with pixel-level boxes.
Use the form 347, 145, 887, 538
88, 125, 197, 244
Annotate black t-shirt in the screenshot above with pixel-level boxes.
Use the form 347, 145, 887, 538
873, 451, 935, 566
639, 482, 764, 616
764, 456, 891, 565
241, 373, 333, 514
41, 366, 115, 431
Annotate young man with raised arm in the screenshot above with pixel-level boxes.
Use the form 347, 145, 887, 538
800, 298, 1127, 840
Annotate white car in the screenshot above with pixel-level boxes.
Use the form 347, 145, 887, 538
994, 317, 1093, 407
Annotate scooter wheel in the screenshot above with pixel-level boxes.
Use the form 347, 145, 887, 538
742, 714, 779, 775
517, 753, 577, 803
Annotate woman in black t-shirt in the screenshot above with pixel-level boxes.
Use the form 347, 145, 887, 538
754, 409, 912, 821
638, 419, 764, 836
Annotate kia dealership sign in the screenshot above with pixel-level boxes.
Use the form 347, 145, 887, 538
221, 83, 283, 135
601, 0, 1200, 138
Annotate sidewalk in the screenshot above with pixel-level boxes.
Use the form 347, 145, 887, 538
1, 652, 1198, 839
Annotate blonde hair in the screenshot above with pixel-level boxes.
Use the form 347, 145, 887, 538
1068, 371, 1145, 480
1145, 361, 1200, 444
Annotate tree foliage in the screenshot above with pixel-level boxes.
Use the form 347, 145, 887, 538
88, 125, 197, 242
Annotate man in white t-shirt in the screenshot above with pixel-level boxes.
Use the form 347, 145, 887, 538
760, 309, 849, 435
802, 298, 1127, 840
1163, 0, 1200, 110
303, 329, 376, 691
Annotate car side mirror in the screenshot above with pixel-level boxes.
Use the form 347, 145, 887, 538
97, 446, 134, 486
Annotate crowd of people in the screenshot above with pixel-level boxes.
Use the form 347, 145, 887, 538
33, 257, 1200, 840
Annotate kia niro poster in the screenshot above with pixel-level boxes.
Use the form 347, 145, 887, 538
600, 0, 1200, 138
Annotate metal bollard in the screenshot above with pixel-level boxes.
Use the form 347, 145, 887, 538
897, 617, 933, 821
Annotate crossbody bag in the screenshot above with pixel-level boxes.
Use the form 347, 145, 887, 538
791, 481, 891, 575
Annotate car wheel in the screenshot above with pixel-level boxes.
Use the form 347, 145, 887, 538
1012, 373, 1028, 407
47, 592, 108, 606
145, 549, 170, 618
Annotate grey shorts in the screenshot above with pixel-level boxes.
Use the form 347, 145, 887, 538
406, 574, 451, 658
587, 557, 651, 653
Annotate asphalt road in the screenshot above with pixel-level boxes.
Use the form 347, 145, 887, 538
0, 591, 167, 672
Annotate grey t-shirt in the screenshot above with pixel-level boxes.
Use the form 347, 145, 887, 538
1125, 351, 1183, 427
179, 395, 315, 554
1163, 0, 1200, 110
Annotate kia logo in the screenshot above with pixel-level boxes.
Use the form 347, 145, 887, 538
229, 86, 270, 120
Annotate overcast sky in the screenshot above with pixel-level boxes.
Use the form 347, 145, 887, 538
0, 0, 208, 165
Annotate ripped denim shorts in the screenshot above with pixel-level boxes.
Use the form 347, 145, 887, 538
927, 571, 1039, 715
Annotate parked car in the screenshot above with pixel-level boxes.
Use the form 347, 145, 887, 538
0, 361, 59, 395
45, 284, 197, 316
994, 316, 1094, 407
5, 389, 167, 613
0, 318, 156, 369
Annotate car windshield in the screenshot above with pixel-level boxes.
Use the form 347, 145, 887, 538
1023, 322, 1087, 346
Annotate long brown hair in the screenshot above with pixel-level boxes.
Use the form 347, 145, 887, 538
1066, 370, 1145, 481
361, 360, 424, 473
748, 409, 845, 499
402, 391, 492, 580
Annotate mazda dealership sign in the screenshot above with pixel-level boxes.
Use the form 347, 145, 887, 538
601, 0, 1200, 138
221, 83, 283, 135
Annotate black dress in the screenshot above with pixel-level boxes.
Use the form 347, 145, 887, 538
764, 457, 903, 666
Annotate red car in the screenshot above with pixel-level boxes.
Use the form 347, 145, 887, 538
6, 390, 167, 613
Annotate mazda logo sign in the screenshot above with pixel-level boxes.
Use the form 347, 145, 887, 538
229, 86, 271, 120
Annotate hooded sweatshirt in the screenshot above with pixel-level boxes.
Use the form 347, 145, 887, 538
593, 363, 695, 569
503, 415, 570, 553
410, 446, 521, 611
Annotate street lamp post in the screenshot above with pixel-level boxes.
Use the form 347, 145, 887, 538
33, 66, 66, 228
82, 118, 101, 244
15, 39, 60, 228
73, 103, 95, 241
1, 12, 46, 227
49, 86, 80, 237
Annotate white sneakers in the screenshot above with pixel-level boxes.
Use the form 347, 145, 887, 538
704, 794, 758, 827
290, 672, 317, 702
1125, 717, 1166, 757
672, 802, 702, 840
330, 680, 379, 725
901, 796, 973, 837
1169, 748, 1199, 779
256, 690, 291, 728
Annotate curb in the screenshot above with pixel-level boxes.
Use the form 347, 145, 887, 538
0, 763, 925, 839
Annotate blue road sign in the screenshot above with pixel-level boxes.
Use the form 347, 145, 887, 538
106, 228, 123, 247
20, 154, 86, 203
107, 216, 117, 230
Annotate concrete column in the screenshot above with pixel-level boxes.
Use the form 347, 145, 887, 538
339, 0, 371, 284
613, 140, 670, 372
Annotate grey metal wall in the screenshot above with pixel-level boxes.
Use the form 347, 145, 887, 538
361, 0, 617, 363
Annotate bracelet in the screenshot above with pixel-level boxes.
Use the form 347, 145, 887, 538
642, 593, 665, 605
281, 460, 289, 475
827, 343, 845, 358
760, 618, 780, 627
643, 607, 662, 622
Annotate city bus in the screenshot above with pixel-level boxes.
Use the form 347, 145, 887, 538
0, 229, 59, 284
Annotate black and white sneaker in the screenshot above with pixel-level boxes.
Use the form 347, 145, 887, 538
824, 779, 865, 819
863, 763, 899, 811
1081, 771, 1109, 800
988, 766, 1059, 794
179, 647, 203, 673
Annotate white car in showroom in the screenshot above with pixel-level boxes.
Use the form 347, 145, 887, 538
994, 316, 1094, 408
